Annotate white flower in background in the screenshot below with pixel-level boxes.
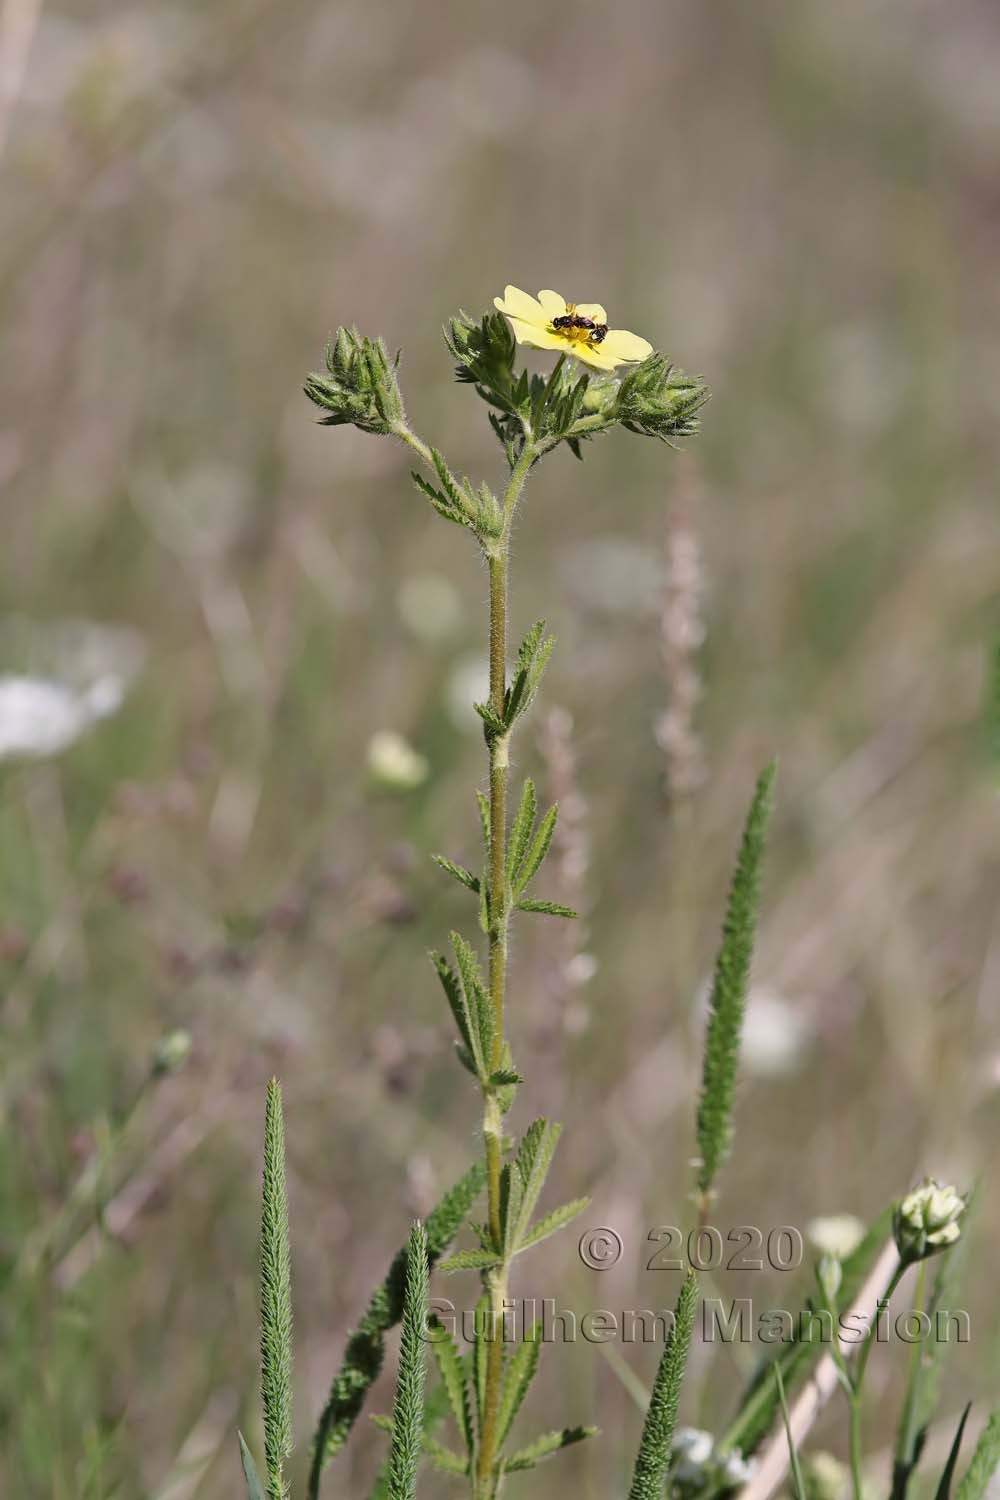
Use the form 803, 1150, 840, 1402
721, 1451, 756, 1489
0, 617, 145, 762
397, 572, 463, 643
740, 985, 812, 1078
671, 1428, 755, 1494
367, 730, 428, 792
0, 675, 126, 760
673, 1428, 715, 1478
807, 1213, 866, 1261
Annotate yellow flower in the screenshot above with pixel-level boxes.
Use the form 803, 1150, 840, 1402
493, 286, 653, 372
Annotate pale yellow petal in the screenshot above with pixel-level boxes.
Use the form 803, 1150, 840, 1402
495, 285, 549, 327
536, 289, 567, 315
575, 302, 607, 323
507, 317, 570, 354
568, 343, 621, 371
601, 329, 653, 364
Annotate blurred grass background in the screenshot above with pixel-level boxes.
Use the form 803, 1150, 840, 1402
1, 0, 999, 1495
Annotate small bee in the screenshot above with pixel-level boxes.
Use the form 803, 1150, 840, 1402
552, 303, 609, 345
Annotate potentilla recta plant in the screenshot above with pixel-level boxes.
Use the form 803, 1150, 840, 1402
234, 287, 983, 1500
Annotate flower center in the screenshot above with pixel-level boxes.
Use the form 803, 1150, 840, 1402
550, 303, 608, 346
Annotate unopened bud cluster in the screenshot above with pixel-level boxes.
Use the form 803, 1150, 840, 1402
304, 328, 404, 436
892, 1178, 966, 1264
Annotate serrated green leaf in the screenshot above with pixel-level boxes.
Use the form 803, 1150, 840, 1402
517, 1197, 590, 1254
411, 471, 471, 530
451, 932, 494, 1077
430, 448, 470, 515
496, 1325, 542, 1450
431, 951, 484, 1079
474, 700, 506, 741
500, 1163, 525, 1259
423, 1436, 468, 1474
432, 855, 480, 893
428, 1317, 473, 1454
509, 621, 554, 726
489, 1068, 523, 1087
955, 1408, 1000, 1500
507, 780, 537, 888
505, 1426, 597, 1471
516, 899, 577, 918
512, 805, 558, 895
437, 1249, 502, 1275
506, 1120, 563, 1253
474, 482, 503, 539
239, 1434, 268, 1500
503, 622, 555, 729
308, 1165, 484, 1498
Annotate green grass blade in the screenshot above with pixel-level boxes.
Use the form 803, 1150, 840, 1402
934, 1405, 972, 1500
695, 762, 776, 1199
239, 1432, 267, 1500
774, 1366, 806, 1500
628, 1272, 698, 1500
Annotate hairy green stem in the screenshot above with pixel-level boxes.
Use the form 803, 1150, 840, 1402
394, 420, 536, 1497
475, 438, 535, 1498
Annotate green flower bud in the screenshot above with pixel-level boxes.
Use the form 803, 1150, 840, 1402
893, 1178, 966, 1264
614, 353, 709, 443
304, 328, 404, 436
